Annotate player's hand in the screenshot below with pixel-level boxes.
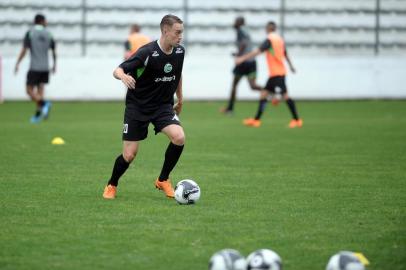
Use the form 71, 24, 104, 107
14, 65, 19, 75
173, 101, 183, 115
52, 65, 56, 74
290, 66, 296, 73
121, 73, 136, 89
235, 57, 244, 65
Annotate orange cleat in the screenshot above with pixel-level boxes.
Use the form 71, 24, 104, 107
103, 184, 117, 199
296, 119, 303, 127
155, 179, 175, 198
243, 118, 261, 127
288, 119, 303, 128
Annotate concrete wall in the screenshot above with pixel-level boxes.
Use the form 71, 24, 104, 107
1, 51, 406, 101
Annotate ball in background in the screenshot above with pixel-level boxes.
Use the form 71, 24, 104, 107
209, 249, 246, 270
174, 179, 201, 204
246, 249, 282, 270
326, 251, 369, 270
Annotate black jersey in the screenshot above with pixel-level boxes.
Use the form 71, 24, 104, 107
119, 40, 185, 116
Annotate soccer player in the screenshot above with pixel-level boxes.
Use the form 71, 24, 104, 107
124, 23, 151, 60
236, 21, 303, 128
221, 16, 263, 114
103, 14, 185, 200
14, 14, 56, 123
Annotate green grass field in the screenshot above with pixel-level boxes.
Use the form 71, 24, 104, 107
0, 100, 405, 270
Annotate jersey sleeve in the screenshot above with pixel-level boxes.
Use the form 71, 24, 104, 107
259, 39, 271, 52
119, 46, 149, 73
23, 31, 30, 48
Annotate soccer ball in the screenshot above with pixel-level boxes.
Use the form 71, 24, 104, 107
209, 249, 246, 270
246, 249, 282, 270
174, 179, 201, 204
326, 251, 368, 270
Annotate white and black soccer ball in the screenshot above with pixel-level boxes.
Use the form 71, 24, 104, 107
174, 179, 201, 204
326, 251, 367, 270
209, 249, 246, 270
246, 249, 282, 270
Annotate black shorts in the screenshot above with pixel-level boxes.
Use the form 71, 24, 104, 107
26, 70, 49, 86
122, 105, 181, 141
265, 76, 287, 94
233, 61, 257, 78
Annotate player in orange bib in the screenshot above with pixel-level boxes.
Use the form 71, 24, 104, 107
124, 24, 151, 60
236, 21, 303, 128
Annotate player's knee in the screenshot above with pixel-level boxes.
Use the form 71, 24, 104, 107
249, 82, 260, 90
171, 132, 185, 146
123, 151, 136, 163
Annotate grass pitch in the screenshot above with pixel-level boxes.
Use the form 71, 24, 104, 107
0, 100, 405, 270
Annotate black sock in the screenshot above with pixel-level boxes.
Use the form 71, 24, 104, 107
107, 155, 130, 186
35, 110, 41, 117
226, 102, 234, 111
38, 100, 45, 107
159, 142, 184, 181
255, 99, 268, 120
227, 97, 235, 111
286, 98, 299, 120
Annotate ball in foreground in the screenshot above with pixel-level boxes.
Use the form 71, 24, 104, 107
174, 179, 201, 204
246, 249, 282, 270
326, 251, 369, 270
209, 249, 246, 270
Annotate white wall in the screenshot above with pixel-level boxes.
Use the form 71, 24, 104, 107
1, 51, 406, 101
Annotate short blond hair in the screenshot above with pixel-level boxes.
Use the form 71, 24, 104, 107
160, 14, 183, 32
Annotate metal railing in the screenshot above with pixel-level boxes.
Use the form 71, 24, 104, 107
1, 0, 405, 56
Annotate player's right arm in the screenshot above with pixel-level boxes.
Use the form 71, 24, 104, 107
113, 67, 136, 89
114, 47, 148, 89
284, 48, 296, 73
14, 31, 30, 74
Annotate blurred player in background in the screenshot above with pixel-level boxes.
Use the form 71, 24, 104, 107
14, 14, 56, 123
103, 14, 185, 200
124, 23, 151, 60
221, 16, 263, 114
236, 21, 302, 128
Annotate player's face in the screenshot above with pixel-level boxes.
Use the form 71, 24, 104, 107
166, 23, 183, 46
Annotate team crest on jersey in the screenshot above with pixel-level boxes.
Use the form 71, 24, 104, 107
123, 124, 128, 134
152, 51, 159, 57
164, 63, 172, 73
175, 47, 183, 54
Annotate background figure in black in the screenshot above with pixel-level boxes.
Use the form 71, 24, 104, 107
221, 16, 263, 115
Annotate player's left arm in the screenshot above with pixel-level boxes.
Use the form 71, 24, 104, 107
285, 47, 296, 73
173, 75, 183, 115
50, 37, 57, 73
